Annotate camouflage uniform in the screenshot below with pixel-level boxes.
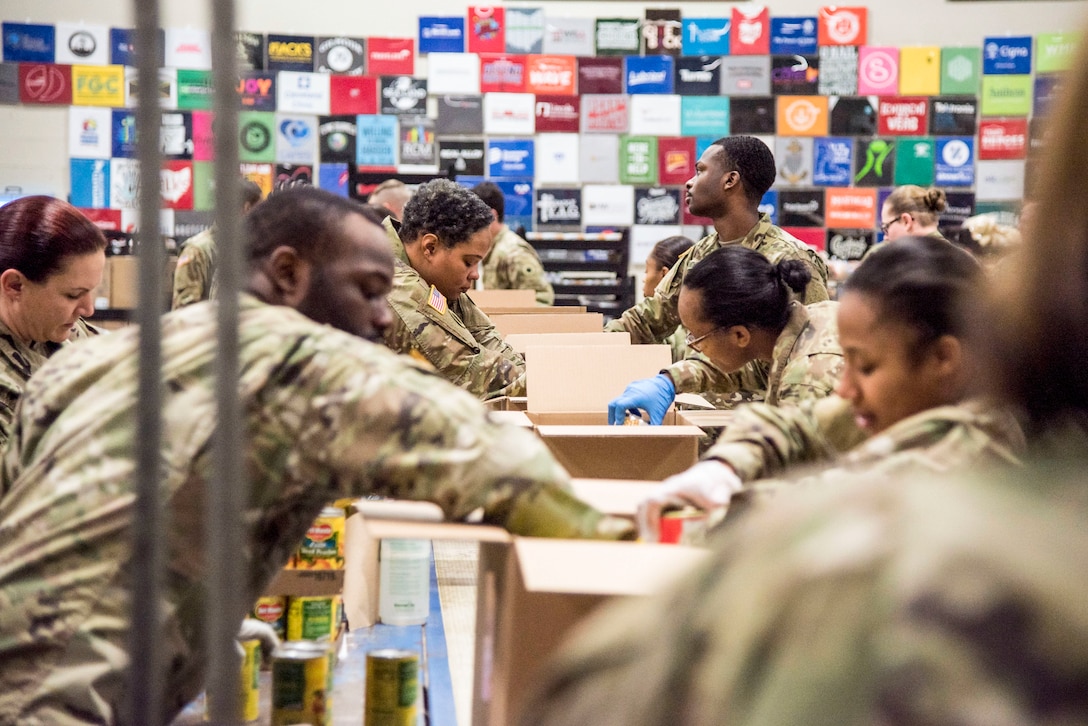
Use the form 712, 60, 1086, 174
171, 227, 217, 309
0, 295, 628, 726
669, 301, 842, 415
482, 224, 554, 306
523, 439, 1087, 726
0, 317, 99, 450
382, 218, 526, 400
605, 216, 831, 401
707, 395, 1025, 484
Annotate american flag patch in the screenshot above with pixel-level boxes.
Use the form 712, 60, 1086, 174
427, 285, 447, 314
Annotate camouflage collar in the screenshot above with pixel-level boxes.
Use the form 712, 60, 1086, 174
383, 216, 411, 265
714, 213, 775, 247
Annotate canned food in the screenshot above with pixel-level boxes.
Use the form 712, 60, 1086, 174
205, 638, 260, 723
271, 641, 333, 726
295, 506, 346, 569
364, 649, 419, 726
287, 595, 341, 641
623, 411, 647, 426
658, 508, 709, 546
252, 595, 288, 640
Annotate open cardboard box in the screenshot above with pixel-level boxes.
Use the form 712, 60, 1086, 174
489, 312, 603, 336
344, 498, 706, 726
523, 344, 703, 479
467, 288, 538, 308
504, 331, 630, 355
483, 396, 529, 412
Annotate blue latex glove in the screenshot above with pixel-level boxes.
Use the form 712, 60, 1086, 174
608, 374, 676, 426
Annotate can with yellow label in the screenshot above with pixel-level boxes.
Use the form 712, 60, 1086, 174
287, 595, 341, 641
252, 595, 288, 640
295, 506, 346, 569
364, 648, 419, 726
205, 638, 260, 723
271, 641, 332, 726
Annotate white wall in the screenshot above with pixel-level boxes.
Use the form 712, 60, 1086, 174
2, 0, 1087, 194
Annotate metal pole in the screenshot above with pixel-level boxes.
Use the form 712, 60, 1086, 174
127, 0, 165, 722
206, 0, 244, 721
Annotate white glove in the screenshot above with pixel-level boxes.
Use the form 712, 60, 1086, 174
637, 460, 743, 542
236, 618, 281, 666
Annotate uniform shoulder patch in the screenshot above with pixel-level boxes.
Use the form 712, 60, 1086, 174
427, 285, 448, 314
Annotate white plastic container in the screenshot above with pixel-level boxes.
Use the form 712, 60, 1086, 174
378, 538, 432, 626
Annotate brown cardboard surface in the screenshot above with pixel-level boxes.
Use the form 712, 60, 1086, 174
569, 478, 658, 517
474, 538, 708, 726
489, 312, 603, 336
109, 256, 138, 309
677, 410, 736, 427
467, 288, 537, 308
504, 331, 630, 354
485, 305, 586, 315
263, 568, 345, 597
536, 425, 703, 480
525, 411, 677, 425
525, 344, 671, 413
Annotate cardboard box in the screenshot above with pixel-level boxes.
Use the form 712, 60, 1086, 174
347, 502, 706, 726
467, 288, 538, 308
504, 331, 630, 354
482, 396, 528, 412
521, 344, 701, 479
109, 256, 137, 309
525, 344, 670, 413
569, 478, 658, 518
535, 424, 703, 480
264, 568, 345, 597
489, 312, 603, 336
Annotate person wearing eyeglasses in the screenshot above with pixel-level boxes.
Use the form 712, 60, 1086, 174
879, 185, 950, 242
608, 245, 841, 427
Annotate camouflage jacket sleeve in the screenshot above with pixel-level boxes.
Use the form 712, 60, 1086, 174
384, 263, 526, 400
703, 396, 858, 481
664, 356, 770, 399
496, 228, 555, 306
171, 237, 214, 309
763, 301, 843, 406
748, 218, 830, 304
602, 245, 694, 341
523, 454, 1084, 726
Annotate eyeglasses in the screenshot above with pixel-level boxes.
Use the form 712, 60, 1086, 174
685, 327, 724, 352
880, 213, 912, 235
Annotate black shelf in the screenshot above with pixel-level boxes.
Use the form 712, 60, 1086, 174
527, 231, 635, 320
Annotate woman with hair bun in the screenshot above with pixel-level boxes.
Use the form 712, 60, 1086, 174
880, 184, 949, 242
0, 196, 106, 446
609, 245, 841, 424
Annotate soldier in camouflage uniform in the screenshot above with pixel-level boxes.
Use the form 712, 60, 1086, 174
171, 180, 262, 309
383, 179, 526, 400
605, 137, 830, 409
523, 133, 1088, 726
473, 182, 555, 306
0, 187, 630, 726
638, 236, 1020, 538
0, 196, 107, 448
609, 246, 841, 426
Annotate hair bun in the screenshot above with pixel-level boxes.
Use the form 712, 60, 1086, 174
775, 259, 813, 294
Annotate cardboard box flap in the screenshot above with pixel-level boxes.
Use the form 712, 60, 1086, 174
490, 312, 603, 336
536, 424, 704, 438
467, 288, 537, 308
504, 331, 630, 353
675, 392, 717, 410
355, 499, 511, 542
526, 344, 672, 412
570, 478, 659, 517
677, 410, 736, 427
513, 538, 708, 595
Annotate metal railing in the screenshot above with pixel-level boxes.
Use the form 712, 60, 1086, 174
127, 0, 244, 722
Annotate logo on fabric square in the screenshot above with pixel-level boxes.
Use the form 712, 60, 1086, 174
3, 22, 55, 63
419, 18, 465, 54
982, 36, 1032, 75
624, 56, 674, 95
770, 18, 817, 55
